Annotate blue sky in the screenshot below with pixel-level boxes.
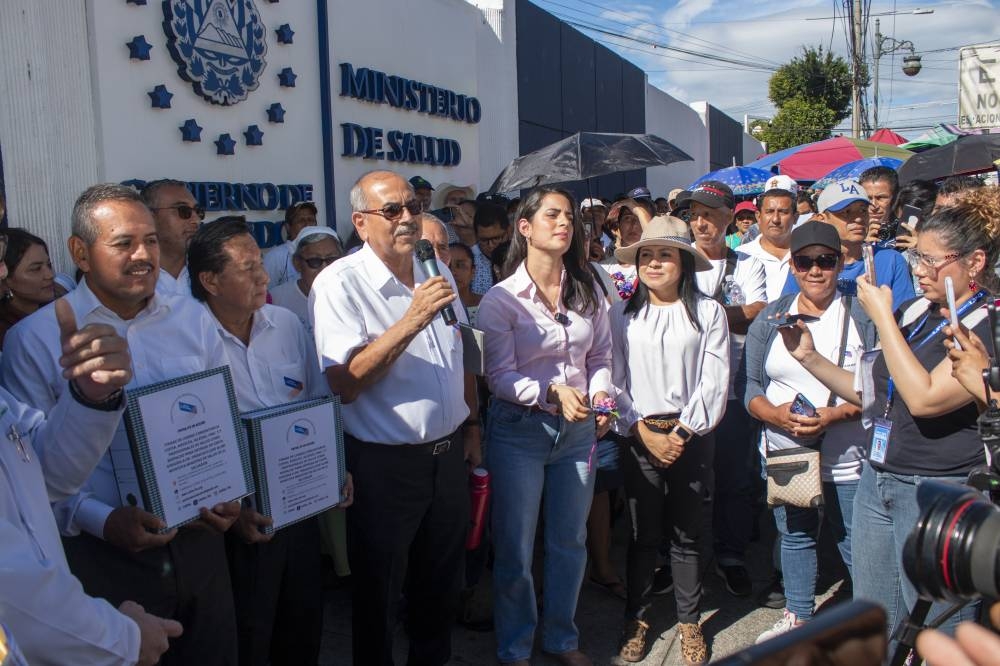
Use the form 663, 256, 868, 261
530, 0, 1000, 141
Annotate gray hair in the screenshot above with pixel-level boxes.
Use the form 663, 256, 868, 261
294, 232, 343, 256
72, 183, 145, 244
348, 170, 413, 212
139, 178, 188, 207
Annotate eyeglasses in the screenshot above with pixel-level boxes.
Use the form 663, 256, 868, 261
359, 201, 421, 222
151, 204, 206, 220
792, 253, 839, 271
912, 250, 966, 271
300, 255, 340, 269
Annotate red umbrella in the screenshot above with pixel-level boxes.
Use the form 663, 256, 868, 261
777, 136, 912, 181
869, 128, 908, 146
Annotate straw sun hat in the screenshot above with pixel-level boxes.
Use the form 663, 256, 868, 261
613, 215, 712, 271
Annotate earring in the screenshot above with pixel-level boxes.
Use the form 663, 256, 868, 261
969, 275, 978, 292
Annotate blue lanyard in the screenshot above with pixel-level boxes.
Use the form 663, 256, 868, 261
883, 290, 988, 416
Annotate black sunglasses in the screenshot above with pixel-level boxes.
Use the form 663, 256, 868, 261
359, 201, 421, 222
792, 253, 839, 271
301, 255, 340, 269
151, 204, 206, 220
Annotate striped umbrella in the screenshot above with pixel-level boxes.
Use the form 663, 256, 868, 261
689, 166, 774, 196
813, 157, 903, 190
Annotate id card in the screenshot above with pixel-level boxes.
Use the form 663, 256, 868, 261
870, 417, 892, 464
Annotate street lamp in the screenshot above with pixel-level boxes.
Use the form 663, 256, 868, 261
872, 17, 924, 132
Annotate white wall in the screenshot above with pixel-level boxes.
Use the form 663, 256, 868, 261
645, 86, 709, 195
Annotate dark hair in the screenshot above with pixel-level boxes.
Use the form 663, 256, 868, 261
3, 228, 49, 275
503, 187, 600, 316
473, 203, 509, 233
448, 242, 474, 263
187, 217, 254, 301
796, 190, 818, 213
916, 187, 1000, 294
139, 178, 188, 207
858, 166, 899, 195
890, 179, 937, 220
623, 249, 703, 331
759, 188, 795, 209
72, 183, 145, 244
938, 175, 985, 197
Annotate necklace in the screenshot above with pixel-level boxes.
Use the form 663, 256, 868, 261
531, 280, 570, 326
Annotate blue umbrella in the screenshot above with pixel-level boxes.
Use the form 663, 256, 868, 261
812, 157, 904, 190
689, 166, 774, 196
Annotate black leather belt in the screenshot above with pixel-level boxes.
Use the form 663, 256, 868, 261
415, 436, 452, 455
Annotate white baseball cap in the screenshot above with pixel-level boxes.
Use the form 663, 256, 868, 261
764, 174, 799, 195
581, 198, 606, 210
817, 179, 870, 213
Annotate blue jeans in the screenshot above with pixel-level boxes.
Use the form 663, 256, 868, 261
773, 480, 856, 620
485, 400, 597, 662
852, 463, 979, 636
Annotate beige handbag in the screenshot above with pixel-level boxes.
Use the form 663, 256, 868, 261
765, 297, 852, 509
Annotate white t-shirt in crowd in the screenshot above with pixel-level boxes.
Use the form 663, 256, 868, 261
762, 295, 865, 483
737, 238, 790, 303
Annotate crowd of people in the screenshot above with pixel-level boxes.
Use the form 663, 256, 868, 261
1, 164, 1000, 666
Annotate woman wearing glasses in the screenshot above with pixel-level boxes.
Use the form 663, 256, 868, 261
478, 187, 612, 666
739, 222, 875, 643
777, 192, 1000, 636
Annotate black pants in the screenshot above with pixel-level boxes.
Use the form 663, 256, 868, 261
63, 528, 238, 665
623, 432, 714, 625
226, 517, 323, 666
345, 433, 469, 666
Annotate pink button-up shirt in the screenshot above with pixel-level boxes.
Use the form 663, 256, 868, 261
477, 261, 613, 411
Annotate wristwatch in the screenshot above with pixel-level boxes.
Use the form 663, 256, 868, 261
671, 423, 694, 443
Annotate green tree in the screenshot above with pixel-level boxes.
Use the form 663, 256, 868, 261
769, 46, 859, 124
760, 98, 838, 152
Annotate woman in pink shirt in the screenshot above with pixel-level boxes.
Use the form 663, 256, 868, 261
478, 187, 613, 666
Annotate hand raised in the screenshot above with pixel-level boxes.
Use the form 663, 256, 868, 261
56, 298, 132, 402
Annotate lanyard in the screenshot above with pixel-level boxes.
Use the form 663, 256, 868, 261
883, 289, 988, 417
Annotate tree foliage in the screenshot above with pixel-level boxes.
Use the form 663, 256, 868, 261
760, 99, 838, 152
769, 46, 858, 123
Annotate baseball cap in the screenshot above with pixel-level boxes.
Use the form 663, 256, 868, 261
734, 201, 758, 215
409, 176, 434, 191
676, 181, 735, 210
668, 187, 684, 204
764, 175, 799, 195
284, 200, 318, 224
627, 186, 652, 200
791, 221, 842, 254
581, 197, 606, 210
817, 179, 870, 213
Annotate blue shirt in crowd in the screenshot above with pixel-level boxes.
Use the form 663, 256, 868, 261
781, 246, 915, 310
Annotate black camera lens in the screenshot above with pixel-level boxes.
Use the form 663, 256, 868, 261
902, 480, 1000, 602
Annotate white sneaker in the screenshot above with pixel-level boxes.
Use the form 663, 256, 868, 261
755, 610, 803, 644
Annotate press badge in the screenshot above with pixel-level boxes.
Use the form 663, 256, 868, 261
870, 417, 892, 464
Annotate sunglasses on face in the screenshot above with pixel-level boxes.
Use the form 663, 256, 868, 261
792, 253, 839, 271
359, 201, 421, 222
151, 204, 206, 220
301, 255, 340, 269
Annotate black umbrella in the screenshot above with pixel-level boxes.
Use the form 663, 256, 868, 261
488, 132, 693, 193
897, 134, 1000, 183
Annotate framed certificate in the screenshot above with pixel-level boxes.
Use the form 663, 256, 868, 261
121, 366, 254, 530
241, 396, 347, 533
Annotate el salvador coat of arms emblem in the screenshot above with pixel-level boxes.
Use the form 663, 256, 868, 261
162, 0, 268, 106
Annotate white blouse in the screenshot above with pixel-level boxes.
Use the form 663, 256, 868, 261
611, 296, 730, 435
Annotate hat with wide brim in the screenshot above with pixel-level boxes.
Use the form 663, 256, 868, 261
431, 184, 476, 210
614, 215, 713, 271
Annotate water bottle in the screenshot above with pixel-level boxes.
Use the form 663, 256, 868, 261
466, 467, 490, 550
722, 276, 745, 306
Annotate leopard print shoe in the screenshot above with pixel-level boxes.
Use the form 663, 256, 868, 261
618, 619, 650, 663
677, 622, 708, 665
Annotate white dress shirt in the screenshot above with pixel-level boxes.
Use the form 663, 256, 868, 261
263, 240, 298, 288
0, 386, 140, 665
310, 243, 469, 444
269, 279, 312, 337
610, 297, 730, 435
737, 237, 790, 302
155, 265, 191, 297
696, 249, 767, 399
211, 304, 327, 413
0, 280, 228, 537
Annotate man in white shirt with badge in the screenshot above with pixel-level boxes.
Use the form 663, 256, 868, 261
679, 180, 768, 598
1, 184, 239, 665
311, 170, 480, 666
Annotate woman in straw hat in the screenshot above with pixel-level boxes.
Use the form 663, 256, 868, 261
610, 216, 729, 665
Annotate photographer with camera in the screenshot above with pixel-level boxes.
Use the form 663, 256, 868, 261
777, 191, 1000, 638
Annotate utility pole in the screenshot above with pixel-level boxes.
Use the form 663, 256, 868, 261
851, 0, 864, 138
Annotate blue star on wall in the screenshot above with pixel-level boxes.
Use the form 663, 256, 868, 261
148, 84, 173, 109
244, 125, 264, 146
275, 24, 294, 44
127, 35, 153, 60
215, 133, 237, 156
179, 119, 203, 142
278, 67, 297, 87
267, 103, 286, 123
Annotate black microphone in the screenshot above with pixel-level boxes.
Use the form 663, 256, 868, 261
414, 239, 458, 326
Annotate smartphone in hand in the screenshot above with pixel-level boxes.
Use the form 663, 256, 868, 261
945, 275, 962, 351
862, 244, 876, 286
790, 393, 817, 418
